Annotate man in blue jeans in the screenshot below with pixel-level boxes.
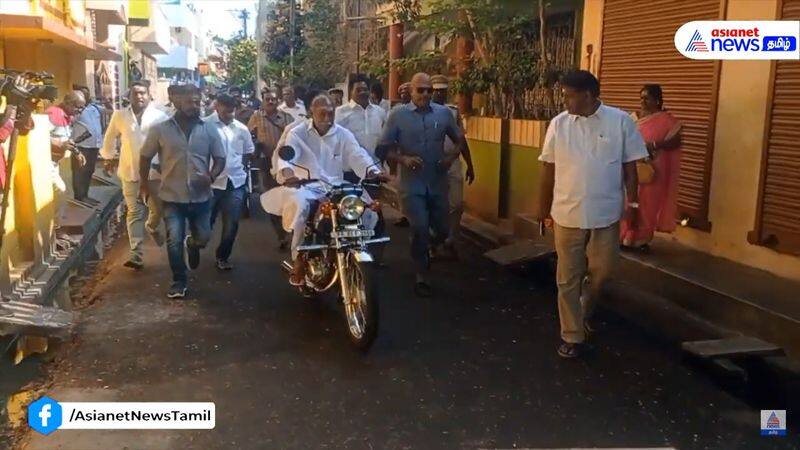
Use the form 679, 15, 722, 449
206, 94, 255, 270
139, 85, 226, 298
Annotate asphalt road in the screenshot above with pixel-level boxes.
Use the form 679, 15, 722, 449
17, 206, 798, 450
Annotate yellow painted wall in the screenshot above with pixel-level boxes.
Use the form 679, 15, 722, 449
581, 0, 800, 281
1, 41, 89, 100
580, 0, 604, 75
0, 115, 56, 288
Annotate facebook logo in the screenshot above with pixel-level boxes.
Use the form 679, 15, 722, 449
27, 396, 63, 435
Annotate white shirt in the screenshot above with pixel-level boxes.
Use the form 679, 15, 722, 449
205, 112, 255, 190
539, 103, 648, 229
276, 121, 379, 185
278, 102, 307, 122
371, 98, 391, 114
101, 104, 168, 182
335, 100, 387, 159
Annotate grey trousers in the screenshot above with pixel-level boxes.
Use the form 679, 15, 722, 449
121, 179, 163, 263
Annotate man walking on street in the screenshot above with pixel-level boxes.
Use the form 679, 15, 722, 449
379, 73, 464, 297
101, 80, 168, 269
391, 81, 413, 228
278, 86, 307, 122
248, 88, 294, 249
335, 74, 387, 165
430, 75, 475, 256
535, 70, 648, 358
206, 94, 255, 270
248, 89, 295, 192
140, 85, 226, 298
370, 82, 391, 114
71, 85, 105, 204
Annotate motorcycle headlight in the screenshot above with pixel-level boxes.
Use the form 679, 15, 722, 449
338, 195, 366, 221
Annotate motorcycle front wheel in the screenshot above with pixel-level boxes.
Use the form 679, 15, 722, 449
341, 253, 379, 351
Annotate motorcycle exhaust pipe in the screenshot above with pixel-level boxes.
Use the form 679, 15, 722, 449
281, 260, 293, 273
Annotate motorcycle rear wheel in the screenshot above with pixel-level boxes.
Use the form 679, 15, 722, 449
342, 255, 379, 351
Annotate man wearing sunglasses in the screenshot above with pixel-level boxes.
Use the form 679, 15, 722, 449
378, 72, 464, 298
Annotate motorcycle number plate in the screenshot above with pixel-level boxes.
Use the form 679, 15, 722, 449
331, 229, 375, 239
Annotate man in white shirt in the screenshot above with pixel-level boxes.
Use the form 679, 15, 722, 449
369, 82, 391, 114
206, 94, 255, 270
261, 95, 385, 285
101, 80, 169, 269
535, 70, 648, 358
278, 86, 307, 122
335, 75, 387, 163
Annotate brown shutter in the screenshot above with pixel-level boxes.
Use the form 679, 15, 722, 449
750, 0, 800, 255
599, 0, 725, 230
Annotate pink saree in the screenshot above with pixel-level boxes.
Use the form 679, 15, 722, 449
620, 110, 682, 247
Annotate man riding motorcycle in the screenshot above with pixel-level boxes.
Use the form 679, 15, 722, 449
260, 94, 388, 285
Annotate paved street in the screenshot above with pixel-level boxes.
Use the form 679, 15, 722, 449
18, 207, 797, 450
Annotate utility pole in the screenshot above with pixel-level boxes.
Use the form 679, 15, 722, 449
356, 0, 361, 74
240, 9, 250, 38
229, 8, 250, 39
289, 0, 295, 77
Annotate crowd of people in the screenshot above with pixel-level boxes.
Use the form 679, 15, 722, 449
0, 68, 684, 358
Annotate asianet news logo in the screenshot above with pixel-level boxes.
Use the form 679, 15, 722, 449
675, 20, 800, 60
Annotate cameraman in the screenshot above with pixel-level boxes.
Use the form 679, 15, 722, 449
0, 75, 35, 188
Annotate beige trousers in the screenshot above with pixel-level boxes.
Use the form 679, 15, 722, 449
553, 221, 620, 344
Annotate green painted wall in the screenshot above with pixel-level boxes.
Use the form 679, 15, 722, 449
508, 144, 543, 221
464, 139, 501, 224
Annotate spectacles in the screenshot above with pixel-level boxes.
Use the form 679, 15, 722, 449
416, 87, 433, 94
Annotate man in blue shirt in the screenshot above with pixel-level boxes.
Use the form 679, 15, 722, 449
378, 72, 463, 297
71, 85, 105, 204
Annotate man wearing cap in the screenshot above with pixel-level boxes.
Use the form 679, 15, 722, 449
393, 82, 412, 110
391, 81, 413, 227
431, 74, 475, 256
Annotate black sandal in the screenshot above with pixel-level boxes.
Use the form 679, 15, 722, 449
558, 342, 585, 359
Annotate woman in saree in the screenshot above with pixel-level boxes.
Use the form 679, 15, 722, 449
620, 84, 682, 250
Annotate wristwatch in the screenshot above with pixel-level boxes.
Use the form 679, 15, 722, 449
628, 202, 640, 209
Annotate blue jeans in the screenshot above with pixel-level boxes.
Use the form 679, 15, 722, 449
401, 188, 449, 275
210, 181, 246, 261
163, 200, 212, 284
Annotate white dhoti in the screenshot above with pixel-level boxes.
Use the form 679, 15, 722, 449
447, 158, 464, 243
261, 184, 378, 259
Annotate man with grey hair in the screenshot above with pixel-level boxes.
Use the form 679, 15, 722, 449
262, 95, 386, 286
46, 90, 87, 247
378, 72, 463, 297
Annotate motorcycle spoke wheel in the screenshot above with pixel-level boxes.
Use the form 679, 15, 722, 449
342, 256, 378, 351
344, 261, 368, 340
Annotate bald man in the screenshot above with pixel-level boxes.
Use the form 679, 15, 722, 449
261, 95, 385, 285
46, 90, 87, 247
378, 73, 464, 297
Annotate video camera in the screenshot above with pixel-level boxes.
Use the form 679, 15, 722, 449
0, 68, 59, 106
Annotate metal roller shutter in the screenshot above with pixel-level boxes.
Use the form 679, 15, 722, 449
599, 0, 724, 230
750, 0, 800, 255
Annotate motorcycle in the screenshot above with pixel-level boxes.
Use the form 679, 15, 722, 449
276, 146, 389, 351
